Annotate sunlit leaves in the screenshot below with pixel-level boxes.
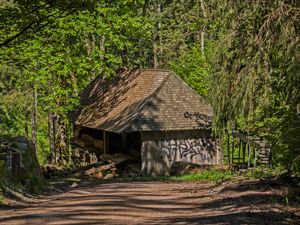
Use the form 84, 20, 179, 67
1, 1, 152, 116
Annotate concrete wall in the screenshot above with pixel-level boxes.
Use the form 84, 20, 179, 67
141, 129, 222, 176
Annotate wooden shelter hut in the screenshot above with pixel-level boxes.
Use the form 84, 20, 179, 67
68, 69, 223, 176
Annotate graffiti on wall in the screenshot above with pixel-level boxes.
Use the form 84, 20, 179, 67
156, 135, 213, 163
183, 112, 213, 128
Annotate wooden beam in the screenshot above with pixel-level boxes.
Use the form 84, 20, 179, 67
232, 136, 234, 164
243, 142, 246, 163
231, 131, 270, 149
83, 162, 116, 176
254, 148, 257, 168
103, 131, 109, 154
238, 139, 241, 164
248, 144, 251, 167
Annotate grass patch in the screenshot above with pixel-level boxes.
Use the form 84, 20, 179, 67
173, 169, 238, 181
129, 168, 239, 182
243, 165, 285, 180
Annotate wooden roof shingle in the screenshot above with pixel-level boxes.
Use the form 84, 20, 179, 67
68, 69, 213, 133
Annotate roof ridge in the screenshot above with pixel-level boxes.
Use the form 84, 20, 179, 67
171, 72, 213, 110
140, 69, 171, 71
122, 71, 173, 132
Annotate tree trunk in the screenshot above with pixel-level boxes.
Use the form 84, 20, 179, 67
84, 32, 92, 55
139, 39, 142, 69
31, 89, 38, 158
55, 113, 68, 159
84, 32, 97, 80
121, 29, 128, 67
200, 0, 206, 56
48, 110, 55, 164
153, 32, 158, 69
99, 2, 106, 72
25, 109, 29, 138
54, 73, 69, 162
100, 34, 105, 71
158, 2, 162, 54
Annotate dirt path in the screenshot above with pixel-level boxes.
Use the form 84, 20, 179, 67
0, 180, 291, 225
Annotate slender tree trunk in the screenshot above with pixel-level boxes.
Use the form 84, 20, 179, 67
123, 46, 128, 67
48, 110, 55, 164
153, 32, 158, 69
153, 2, 161, 69
194, 31, 200, 43
158, 2, 162, 54
100, 34, 105, 72
99, 2, 106, 72
84, 32, 97, 80
84, 32, 92, 55
139, 39, 143, 69
25, 109, 29, 138
200, 0, 206, 56
31, 89, 38, 157
120, 29, 128, 67
53, 70, 69, 163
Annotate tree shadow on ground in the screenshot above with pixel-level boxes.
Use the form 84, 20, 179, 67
0, 180, 291, 225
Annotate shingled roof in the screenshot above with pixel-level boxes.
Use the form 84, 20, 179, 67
68, 69, 213, 133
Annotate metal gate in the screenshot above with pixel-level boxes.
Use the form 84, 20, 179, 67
0, 148, 21, 179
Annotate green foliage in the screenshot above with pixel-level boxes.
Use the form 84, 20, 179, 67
0, 65, 31, 135
102, 170, 112, 177
2, 0, 298, 173
157, 0, 205, 66
0, 0, 153, 164
0, 65, 50, 163
2, 0, 153, 115
23, 170, 46, 194
206, 0, 300, 171
169, 44, 209, 97
0, 0, 99, 48
36, 110, 50, 164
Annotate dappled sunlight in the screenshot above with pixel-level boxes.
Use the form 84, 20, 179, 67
0, 180, 291, 225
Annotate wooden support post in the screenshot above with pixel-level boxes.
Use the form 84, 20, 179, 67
238, 139, 241, 164
243, 142, 246, 164
226, 134, 230, 165
254, 148, 257, 168
248, 144, 251, 168
122, 132, 127, 154
103, 131, 109, 154
232, 137, 234, 164
269, 144, 273, 167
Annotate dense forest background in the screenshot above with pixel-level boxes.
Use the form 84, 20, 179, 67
0, 0, 299, 171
